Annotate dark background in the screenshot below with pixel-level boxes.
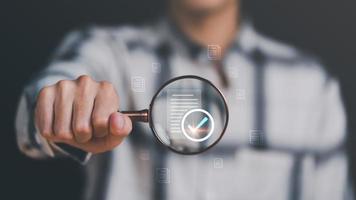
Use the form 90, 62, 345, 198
1, 0, 355, 199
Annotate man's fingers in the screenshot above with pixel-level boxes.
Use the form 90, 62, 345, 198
53, 80, 75, 141
91, 81, 119, 138
35, 86, 55, 138
109, 112, 132, 137
63, 113, 131, 153
72, 75, 96, 143
34, 75, 128, 154
86, 113, 131, 153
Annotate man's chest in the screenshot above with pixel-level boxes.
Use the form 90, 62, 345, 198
125, 51, 326, 150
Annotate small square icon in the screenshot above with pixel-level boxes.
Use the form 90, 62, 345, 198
236, 89, 246, 100
249, 129, 265, 146
139, 150, 150, 161
227, 65, 239, 78
131, 76, 145, 92
213, 158, 224, 169
152, 62, 161, 73
156, 168, 170, 184
207, 45, 221, 60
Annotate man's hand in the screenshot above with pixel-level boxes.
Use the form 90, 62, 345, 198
35, 75, 132, 154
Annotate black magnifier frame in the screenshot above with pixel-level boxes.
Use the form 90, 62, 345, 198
121, 75, 229, 155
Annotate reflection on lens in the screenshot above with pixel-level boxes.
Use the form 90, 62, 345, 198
150, 76, 228, 154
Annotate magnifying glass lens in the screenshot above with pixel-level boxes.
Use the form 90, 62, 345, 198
150, 76, 228, 154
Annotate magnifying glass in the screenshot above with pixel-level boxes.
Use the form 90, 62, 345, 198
121, 75, 229, 154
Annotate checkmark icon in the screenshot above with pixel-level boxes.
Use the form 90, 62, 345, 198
187, 116, 209, 133
181, 109, 215, 142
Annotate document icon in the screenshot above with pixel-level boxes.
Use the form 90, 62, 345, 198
167, 89, 201, 139
207, 45, 221, 60
249, 129, 265, 146
152, 62, 161, 73
213, 158, 224, 169
131, 76, 145, 92
156, 168, 170, 184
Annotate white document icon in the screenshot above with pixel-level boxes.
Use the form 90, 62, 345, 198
131, 76, 145, 92
167, 89, 201, 140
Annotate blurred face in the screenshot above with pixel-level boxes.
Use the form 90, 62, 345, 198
171, 0, 235, 14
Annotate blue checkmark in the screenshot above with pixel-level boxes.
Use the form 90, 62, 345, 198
188, 116, 209, 133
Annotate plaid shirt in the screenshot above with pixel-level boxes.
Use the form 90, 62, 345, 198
15, 18, 351, 200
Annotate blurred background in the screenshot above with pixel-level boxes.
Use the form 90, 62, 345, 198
1, 0, 355, 199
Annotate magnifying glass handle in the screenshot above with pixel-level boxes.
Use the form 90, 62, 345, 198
120, 109, 149, 123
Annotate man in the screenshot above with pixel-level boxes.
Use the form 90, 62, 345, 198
15, 0, 351, 199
